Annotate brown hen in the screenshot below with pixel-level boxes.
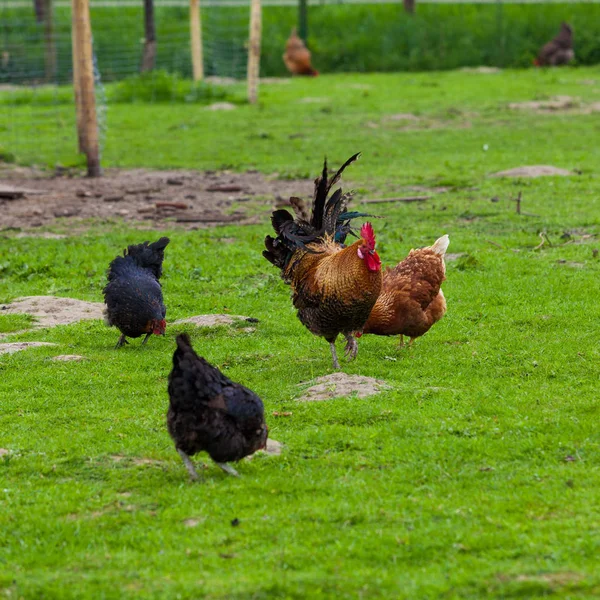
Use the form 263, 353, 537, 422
283, 28, 318, 76
534, 22, 574, 67
359, 234, 449, 347
263, 154, 382, 369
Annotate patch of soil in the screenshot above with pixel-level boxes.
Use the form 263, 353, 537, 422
257, 439, 282, 457
173, 314, 256, 328
0, 342, 57, 355
445, 252, 467, 262
491, 166, 574, 178
52, 354, 86, 362
508, 96, 600, 115
298, 373, 388, 402
205, 102, 237, 111
508, 95, 576, 112
461, 66, 501, 74
385, 113, 420, 122
0, 448, 9, 457
0, 166, 313, 231
204, 77, 290, 86
1, 296, 104, 327
110, 454, 165, 466
14, 232, 67, 239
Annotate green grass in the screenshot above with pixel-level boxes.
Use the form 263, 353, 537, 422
1, 69, 600, 598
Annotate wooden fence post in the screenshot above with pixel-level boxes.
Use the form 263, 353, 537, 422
190, 0, 204, 81
71, 0, 84, 153
247, 0, 261, 104
72, 0, 101, 176
141, 0, 157, 72
298, 0, 307, 42
43, 0, 57, 81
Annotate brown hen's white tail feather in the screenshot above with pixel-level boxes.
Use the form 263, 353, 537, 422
431, 234, 450, 256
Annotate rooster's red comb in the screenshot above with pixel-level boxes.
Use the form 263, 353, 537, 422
360, 222, 376, 250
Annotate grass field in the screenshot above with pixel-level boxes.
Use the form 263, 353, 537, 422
1, 68, 600, 598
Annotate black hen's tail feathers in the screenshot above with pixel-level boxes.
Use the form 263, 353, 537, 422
108, 237, 170, 281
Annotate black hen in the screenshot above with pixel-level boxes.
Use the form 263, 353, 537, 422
167, 334, 268, 480
103, 237, 169, 349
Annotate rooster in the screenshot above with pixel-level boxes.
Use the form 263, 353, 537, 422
358, 235, 449, 347
534, 22, 574, 67
283, 28, 318, 76
167, 334, 268, 480
263, 153, 382, 369
103, 237, 169, 349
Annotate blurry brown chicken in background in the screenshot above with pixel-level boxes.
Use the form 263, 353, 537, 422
534, 22, 574, 66
283, 28, 319, 76
357, 234, 449, 347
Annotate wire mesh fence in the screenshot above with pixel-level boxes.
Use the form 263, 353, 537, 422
1, 0, 599, 170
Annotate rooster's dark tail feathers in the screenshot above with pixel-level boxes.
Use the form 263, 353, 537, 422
264, 153, 367, 272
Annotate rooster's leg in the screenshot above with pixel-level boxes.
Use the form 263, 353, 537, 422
408, 338, 415, 347
177, 449, 199, 481
329, 342, 341, 370
398, 335, 405, 348
141, 333, 152, 346
215, 462, 240, 478
114, 334, 129, 349
344, 334, 358, 361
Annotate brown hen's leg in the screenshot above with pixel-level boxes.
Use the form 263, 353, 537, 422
177, 449, 199, 481
344, 334, 358, 361
408, 338, 415, 347
329, 342, 341, 370
216, 462, 239, 477
398, 334, 405, 348
115, 334, 128, 349
141, 332, 152, 346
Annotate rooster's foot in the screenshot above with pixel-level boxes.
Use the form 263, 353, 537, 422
115, 334, 129, 349
177, 449, 199, 481
329, 342, 341, 370
141, 332, 152, 346
344, 334, 358, 361
216, 462, 239, 478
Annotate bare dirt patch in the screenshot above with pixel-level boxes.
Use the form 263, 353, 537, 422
1, 296, 104, 327
252, 439, 282, 457
461, 66, 501, 74
445, 252, 467, 262
205, 102, 237, 111
0, 166, 313, 231
298, 373, 388, 402
385, 113, 420, 122
52, 354, 86, 362
173, 314, 257, 328
0, 341, 57, 355
508, 95, 576, 111
14, 232, 67, 239
508, 96, 600, 115
110, 454, 165, 467
491, 166, 574, 178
